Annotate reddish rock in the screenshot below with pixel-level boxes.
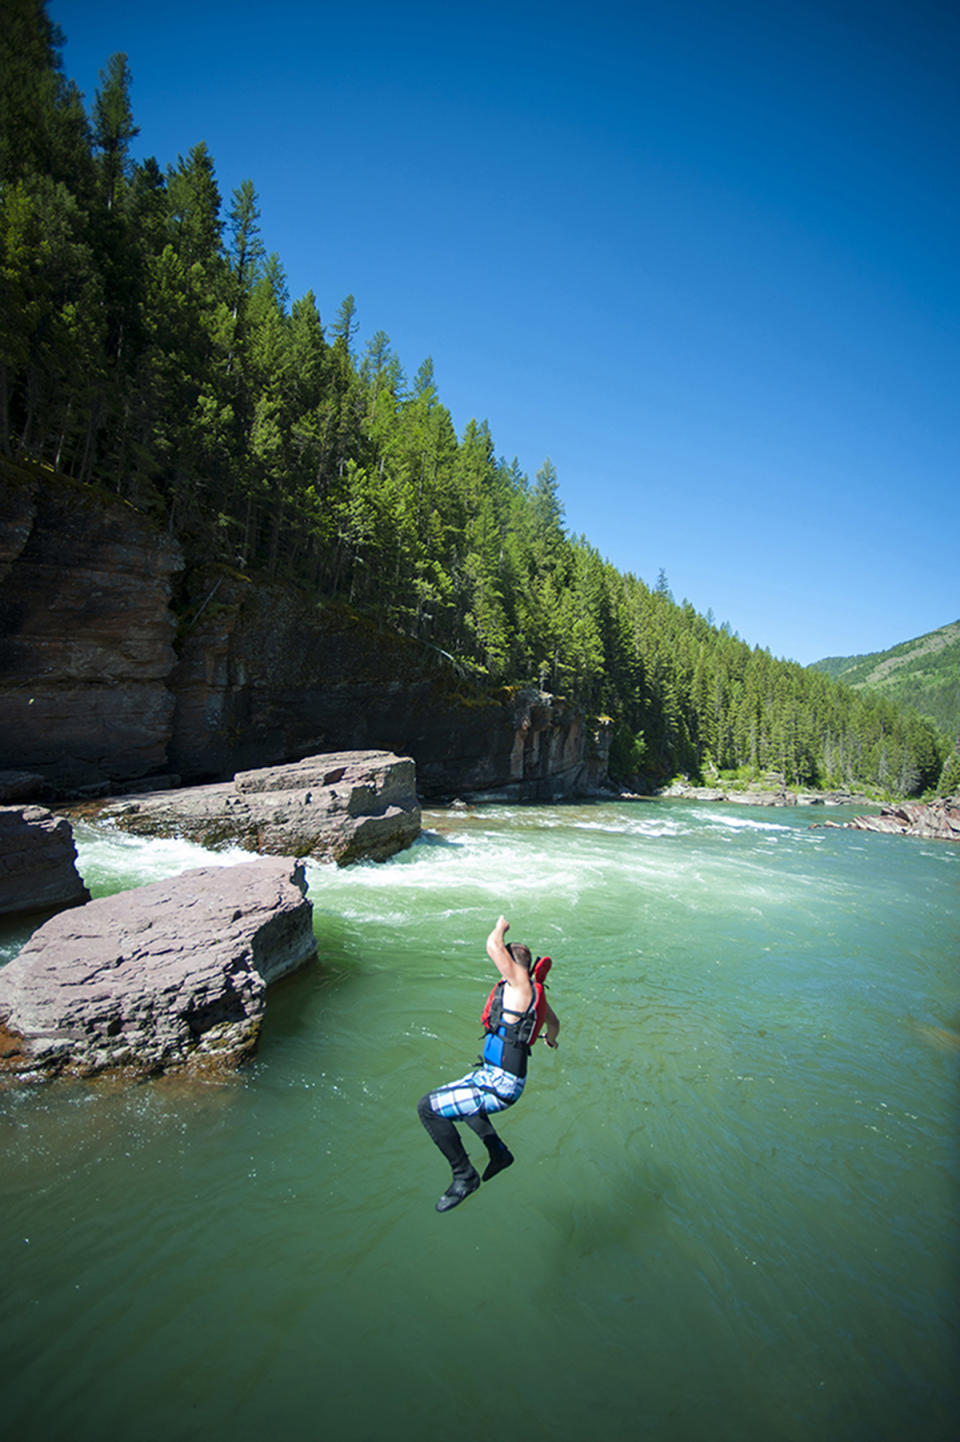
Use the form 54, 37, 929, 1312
846, 796, 960, 842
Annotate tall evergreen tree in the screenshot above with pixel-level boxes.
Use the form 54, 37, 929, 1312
166, 142, 222, 271
92, 52, 138, 212
226, 178, 265, 315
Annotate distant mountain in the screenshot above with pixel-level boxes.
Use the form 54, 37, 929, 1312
811, 621, 960, 735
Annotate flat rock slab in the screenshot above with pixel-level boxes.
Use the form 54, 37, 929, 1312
97, 749, 421, 864
0, 805, 90, 917
0, 857, 316, 1080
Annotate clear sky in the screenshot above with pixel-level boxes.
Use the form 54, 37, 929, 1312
50, 0, 958, 665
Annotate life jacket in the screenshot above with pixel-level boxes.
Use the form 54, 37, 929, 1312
480, 956, 552, 1078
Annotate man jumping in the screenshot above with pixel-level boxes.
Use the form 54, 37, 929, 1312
416, 914, 560, 1213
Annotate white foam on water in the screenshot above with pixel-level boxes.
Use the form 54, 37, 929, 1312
569, 815, 686, 839
306, 826, 588, 919
687, 807, 792, 834
73, 820, 255, 895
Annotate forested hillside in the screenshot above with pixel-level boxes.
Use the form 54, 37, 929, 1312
812, 622, 960, 736
1, 1, 951, 797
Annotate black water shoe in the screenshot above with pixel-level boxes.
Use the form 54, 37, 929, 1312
435, 1170, 481, 1212
482, 1142, 515, 1182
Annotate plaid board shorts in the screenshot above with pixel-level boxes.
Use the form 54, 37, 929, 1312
428, 1063, 526, 1118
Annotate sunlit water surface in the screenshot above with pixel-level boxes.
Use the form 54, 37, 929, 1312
1, 801, 958, 1442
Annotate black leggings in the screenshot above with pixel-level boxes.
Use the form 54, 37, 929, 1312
417, 1093, 500, 1176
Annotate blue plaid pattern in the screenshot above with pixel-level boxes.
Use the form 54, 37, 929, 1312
429, 1063, 526, 1118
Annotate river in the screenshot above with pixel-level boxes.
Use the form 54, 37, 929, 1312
1, 799, 957, 1442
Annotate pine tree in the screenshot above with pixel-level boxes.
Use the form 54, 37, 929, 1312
92, 52, 138, 212
226, 179, 265, 317
166, 142, 222, 272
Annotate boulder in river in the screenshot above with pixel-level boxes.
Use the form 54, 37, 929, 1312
0, 805, 90, 917
95, 749, 421, 864
0, 857, 316, 1080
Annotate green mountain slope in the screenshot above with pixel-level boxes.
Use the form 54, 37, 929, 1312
811, 621, 960, 735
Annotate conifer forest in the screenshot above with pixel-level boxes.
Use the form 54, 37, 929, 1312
1, 1, 951, 797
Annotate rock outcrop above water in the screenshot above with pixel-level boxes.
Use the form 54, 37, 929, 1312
447, 686, 611, 801
94, 750, 421, 864
167, 566, 611, 801
0, 805, 90, 917
0, 858, 315, 1079
845, 796, 960, 842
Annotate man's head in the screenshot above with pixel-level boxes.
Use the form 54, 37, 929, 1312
506, 941, 532, 972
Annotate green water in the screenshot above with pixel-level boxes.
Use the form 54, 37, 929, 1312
1, 800, 958, 1442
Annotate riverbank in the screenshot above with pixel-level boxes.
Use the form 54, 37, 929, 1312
653, 780, 876, 808
647, 782, 960, 842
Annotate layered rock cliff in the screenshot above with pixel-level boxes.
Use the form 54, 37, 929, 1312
170, 564, 610, 799
0, 466, 610, 801
0, 464, 182, 791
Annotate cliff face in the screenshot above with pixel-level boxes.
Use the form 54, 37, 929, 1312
0, 466, 183, 791
0, 469, 611, 801
170, 568, 611, 799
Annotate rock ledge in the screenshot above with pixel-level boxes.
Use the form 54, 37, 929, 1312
94, 749, 421, 864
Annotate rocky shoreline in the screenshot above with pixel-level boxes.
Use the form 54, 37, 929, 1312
655, 781, 960, 842
836, 796, 960, 843
654, 781, 874, 808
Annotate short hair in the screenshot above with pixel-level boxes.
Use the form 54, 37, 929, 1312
507, 941, 532, 971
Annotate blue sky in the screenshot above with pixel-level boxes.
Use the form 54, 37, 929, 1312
50, 0, 958, 665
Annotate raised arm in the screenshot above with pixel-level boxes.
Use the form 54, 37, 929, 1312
486, 915, 527, 986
